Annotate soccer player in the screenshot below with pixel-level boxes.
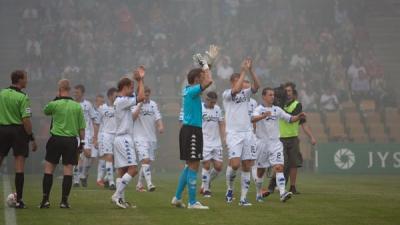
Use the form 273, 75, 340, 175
40, 79, 86, 209
72, 85, 99, 187
97, 89, 118, 190
0, 70, 37, 208
199, 91, 225, 198
94, 94, 107, 187
171, 66, 213, 210
132, 86, 164, 192
223, 58, 260, 206
111, 66, 145, 209
251, 87, 305, 203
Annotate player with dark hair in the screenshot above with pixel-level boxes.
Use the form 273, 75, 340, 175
171, 64, 213, 209
72, 84, 99, 187
199, 91, 225, 197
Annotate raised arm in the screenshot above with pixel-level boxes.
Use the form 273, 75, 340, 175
200, 69, 213, 91
232, 59, 249, 95
248, 58, 260, 93
134, 66, 146, 103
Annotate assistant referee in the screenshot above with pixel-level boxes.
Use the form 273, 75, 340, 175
0, 70, 37, 209
39, 79, 85, 209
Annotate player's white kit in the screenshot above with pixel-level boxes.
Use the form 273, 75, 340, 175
80, 99, 99, 157
252, 105, 291, 168
133, 100, 161, 161
98, 103, 117, 157
223, 88, 256, 160
248, 98, 257, 118
202, 103, 224, 162
113, 96, 138, 168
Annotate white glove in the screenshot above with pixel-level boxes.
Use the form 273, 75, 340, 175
205, 45, 220, 65
193, 53, 209, 70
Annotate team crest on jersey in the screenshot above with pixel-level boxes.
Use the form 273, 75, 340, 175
232, 93, 249, 104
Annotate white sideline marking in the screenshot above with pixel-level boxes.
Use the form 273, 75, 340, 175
3, 174, 17, 225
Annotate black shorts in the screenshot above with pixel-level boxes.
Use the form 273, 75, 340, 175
45, 136, 79, 165
179, 125, 203, 161
280, 137, 303, 168
0, 125, 29, 157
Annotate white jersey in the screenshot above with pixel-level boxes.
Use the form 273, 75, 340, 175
252, 104, 291, 140
80, 99, 97, 136
133, 100, 162, 142
114, 96, 137, 136
98, 103, 117, 134
223, 88, 253, 133
248, 98, 258, 118
202, 103, 224, 147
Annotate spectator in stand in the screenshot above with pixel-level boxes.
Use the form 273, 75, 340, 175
320, 87, 340, 112
351, 69, 370, 103
299, 87, 318, 112
217, 56, 234, 81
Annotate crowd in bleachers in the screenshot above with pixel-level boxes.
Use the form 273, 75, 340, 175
18, 0, 399, 144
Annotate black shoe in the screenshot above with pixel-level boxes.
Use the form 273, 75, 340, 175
15, 200, 27, 209
73, 182, 80, 188
80, 178, 87, 188
261, 190, 271, 198
203, 190, 212, 198
109, 184, 116, 190
289, 185, 300, 195
39, 201, 50, 209
60, 201, 71, 209
104, 181, 110, 188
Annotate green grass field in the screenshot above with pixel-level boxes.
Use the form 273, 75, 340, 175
1, 173, 400, 225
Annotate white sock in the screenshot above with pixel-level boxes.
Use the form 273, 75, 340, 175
117, 174, 132, 199
97, 160, 106, 181
80, 156, 92, 179
105, 161, 115, 185
255, 176, 263, 197
251, 166, 258, 183
73, 165, 81, 184
115, 178, 122, 198
209, 168, 219, 181
137, 166, 144, 188
201, 168, 210, 191
226, 166, 237, 191
240, 171, 251, 202
142, 164, 153, 187
276, 172, 286, 195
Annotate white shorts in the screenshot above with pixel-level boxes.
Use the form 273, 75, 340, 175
227, 131, 257, 160
134, 140, 157, 161
99, 132, 115, 157
255, 139, 284, 168
113, 134, 137, 168
202, 146, 223, 162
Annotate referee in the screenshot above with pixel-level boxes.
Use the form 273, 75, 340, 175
0, 70, 37, 209
39, 79, 85, 209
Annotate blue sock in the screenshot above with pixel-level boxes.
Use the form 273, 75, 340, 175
175, 166, 188, 200
187, 168, 198, 205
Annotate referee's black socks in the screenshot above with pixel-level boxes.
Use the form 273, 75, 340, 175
62, 175, 72, 203
42, 173, 53, 202
15, 172, 24, 202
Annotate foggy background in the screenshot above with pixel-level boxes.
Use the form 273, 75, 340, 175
0, 0, 399, 174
